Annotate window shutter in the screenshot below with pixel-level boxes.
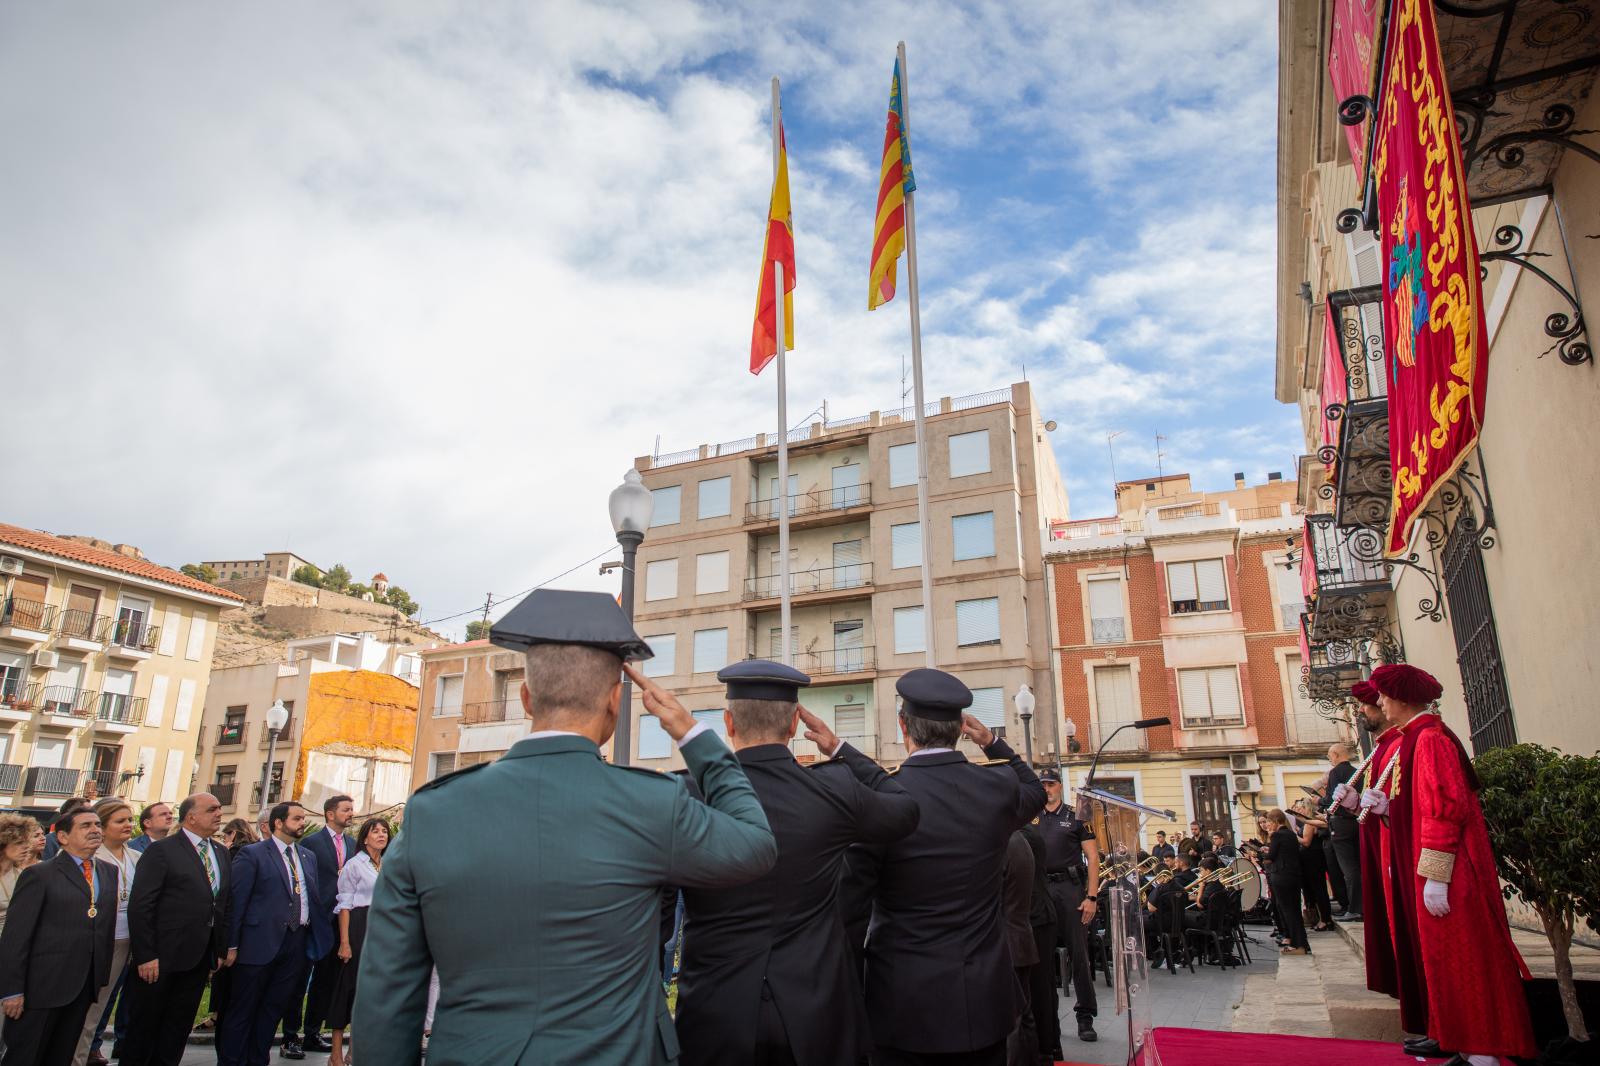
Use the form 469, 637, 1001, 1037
638, 716, 672, 759
697, 477, 731, 519
1178, 668, 1212, 722
969, 687, 1005, 728
832, 539, 862, 567
692, 709, 729, 743
768, 626, 798, 659
1208, 667, 1243, 722
893, 606, 925, 654
159, 608, 180, 656
696, 551, 729, 594
1088, 578, 1122, 620
1274, 560, 1303, 604
692, 629, 728, 673
173, 679, 196, 730
645, 559, 678, 601
889, 443, 917, 487
1168, 563, 1198, 601
641, 634, 676, 678
432, 752, 457, 779
891, 522, 922, 570
952, 512, 995, 561
1286, 654, 1311, 714
162, 749, 187, 803
145, 674, 168, 727
1094, 665, 1136, 728
1195, 560, 1228, 604
948, 430, 990, 477
104, 669, 134, 696
184, 615, 207, 661
835, 706, 867, 740
651, 486, 681, 526
955, 597, 1001, 646
132, 745, 157, 801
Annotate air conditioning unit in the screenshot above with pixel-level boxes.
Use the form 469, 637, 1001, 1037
34, 650, 59, 669
1232, 773, 1262, 794
1230, 752, 1260, 772
0, 555, 22, 576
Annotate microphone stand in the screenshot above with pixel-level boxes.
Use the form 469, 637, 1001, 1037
1085, 723, 1135, 791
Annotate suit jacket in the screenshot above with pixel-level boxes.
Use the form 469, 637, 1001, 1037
674, 742, 919, 1066
356, 731, 777, 1066
1001, 831, 1037, 968
840, 738, 1045, 1055
128, 832, 230, 971
0, 852, 119, 1007
300, 828, 354, 917
227, 839, 333, 966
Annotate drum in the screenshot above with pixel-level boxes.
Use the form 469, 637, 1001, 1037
1229, 855, 1263, 911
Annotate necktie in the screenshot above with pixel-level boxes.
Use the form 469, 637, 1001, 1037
82, 859, 98, 918
199, 841, 218, 894
333, 831, 344, 867
285, 846, 301, 896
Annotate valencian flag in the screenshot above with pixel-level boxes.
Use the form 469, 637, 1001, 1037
869, 58, 915, 310
750, 125, 795, 375
1372, 0, 1488, 555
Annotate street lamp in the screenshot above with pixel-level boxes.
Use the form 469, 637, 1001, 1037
608, 469, 654, 767
261, 698, 289, 817
1013, 684, 1036, 768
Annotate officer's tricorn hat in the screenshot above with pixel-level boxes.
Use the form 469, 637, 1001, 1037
489, 588, 653, 662
895, 668, 973, 723
717, 659, 811, 702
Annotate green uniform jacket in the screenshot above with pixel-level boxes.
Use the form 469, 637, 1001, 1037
355, 731, 777, 1066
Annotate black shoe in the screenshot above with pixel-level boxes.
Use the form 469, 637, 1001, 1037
1402, 1037, 1448, 1057
281, 1040, 306, 1060
304, 1034, 332, 1052
1077, 1019, 1097, 1042
1342, 912, 1363, 922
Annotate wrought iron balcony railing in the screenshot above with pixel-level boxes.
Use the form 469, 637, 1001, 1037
39, 686, 98, 717
743, 562, 873, 601
24, 766, 82, 797
1304, 514, 1391, 643
97, 694, 147, 727
1319, 286, 1391, 531
1090, 618, 1127, 645
0, 764, 20, 793
85, 770, 120, 796
463, 698, 524, 726
0, 681, 40, 712
1, 597, 55, 632
108, 618, 160, 652
792, 645, 875, 677
217, 721, 248, 747
58, 610, 110, 643
745, 482, 871, 522
211, 782, 238, 806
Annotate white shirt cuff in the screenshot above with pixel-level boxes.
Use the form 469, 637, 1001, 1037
678, 722, 709, 745
827, 739, 849, 758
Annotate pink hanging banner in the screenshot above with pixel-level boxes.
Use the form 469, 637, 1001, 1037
1321, 307, 1349, 464
1328, 0, 1381, 169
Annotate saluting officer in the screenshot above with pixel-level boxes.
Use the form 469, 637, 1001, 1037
1037, 769, 1100, 1046
841, 669, 1046, 1066
672, 659, 920, 1066
355, 590, 778, 1066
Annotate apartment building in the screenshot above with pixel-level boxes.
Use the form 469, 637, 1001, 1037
624, 381, 1069, 768
1046, 473, 1341, 848
196, 634, 420, 816
201, 551, 320, 583
0, 523, 241, 813
411, 639, 541, 789
1277, 1, 1600, 759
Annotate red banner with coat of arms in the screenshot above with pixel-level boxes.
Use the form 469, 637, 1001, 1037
1372, 0, 1489, 556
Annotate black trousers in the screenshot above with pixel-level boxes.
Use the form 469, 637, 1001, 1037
118, 956, 213, 1066
1045, 878, 1097, 1023
1270, 878, 1309, 950
1329, 823, 1362, 915
1321, 834, 1349, 910
1, 969, 95, 1066
281, 939, 335, 1040
223, 927, 308, 1066
1005, 967, 1036, 1066
872, 1039, 1006, 1066
1026, 921, 1058, 1057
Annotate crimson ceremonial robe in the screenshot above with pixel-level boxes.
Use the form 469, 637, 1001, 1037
1381, 714, 1535, 1058
1358, 726, 1423, 1019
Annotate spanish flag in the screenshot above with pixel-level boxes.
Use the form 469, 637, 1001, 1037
750, 124, 795, 375
869, 59, 915, 311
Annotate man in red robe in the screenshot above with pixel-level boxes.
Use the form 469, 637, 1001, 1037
1345, 664, 1534, 1066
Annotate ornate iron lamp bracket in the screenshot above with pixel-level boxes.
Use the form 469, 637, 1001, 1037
1479, 222, 1592, 365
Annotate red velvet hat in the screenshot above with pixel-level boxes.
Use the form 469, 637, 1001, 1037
1369, 663, 1443, 706
1349, 680, 1379, 705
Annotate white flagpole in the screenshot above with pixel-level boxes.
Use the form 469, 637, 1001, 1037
898, 41, 935, 669
772, 76, 793, 667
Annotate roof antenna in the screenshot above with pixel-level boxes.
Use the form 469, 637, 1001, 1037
1155, 433, 1167, 480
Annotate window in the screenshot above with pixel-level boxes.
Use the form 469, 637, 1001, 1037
695, 551, 729, 595
952, 511, 996, 561
969, 687, 1005, 729
638, 716, 672, 760
1092, 665, 1139, 749
1177, 666, 1244, 727
1087, 577, 1126, 644
214, 765, 236, 788
645, 558, 678, 601
1167, 559, 1228, 614
641, 634, 676, 678
955, 597, 1001, 647
0, 651, 25, 706
948, 430, 990, 477
692, 709, 729, 744
252, 762, 285, 806
697, 477, 731, 519
220, 707, 247, 745
888, 443, 917, 487
429, 752, 457, 780
767, 626, 798, 659
832, 539, 865, 589
893, 606, 925, 654
651, 485, 681, 526
891, 522, 922, 570
692, 628, 728, 674
495, 670, 524, 721
835, 705, 867, 744
435, 674, 464, 717
1273, 558, 1304, 631
833, 620, 865, 672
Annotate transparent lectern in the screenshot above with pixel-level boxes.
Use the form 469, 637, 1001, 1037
1075, 785, 1175, 1065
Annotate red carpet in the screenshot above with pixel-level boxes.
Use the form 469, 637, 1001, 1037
1121, 1025, 1425, 1065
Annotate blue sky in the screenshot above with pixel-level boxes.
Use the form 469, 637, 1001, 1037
0, 2, 1299, 637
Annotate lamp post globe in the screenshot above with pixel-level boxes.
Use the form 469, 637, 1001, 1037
609, 470, 653, 768
1014, 684, 1036, 768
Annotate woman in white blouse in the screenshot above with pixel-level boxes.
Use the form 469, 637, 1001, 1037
327, 817, 390, 1066
73, 799, 140, 1066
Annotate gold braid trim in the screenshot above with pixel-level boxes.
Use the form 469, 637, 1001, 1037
1417, 848, 1455, 883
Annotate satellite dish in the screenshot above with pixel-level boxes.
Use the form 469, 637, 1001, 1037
1044, 420, 1058, 432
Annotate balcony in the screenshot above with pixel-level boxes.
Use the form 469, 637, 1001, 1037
0, 681, 39, 722
1322, 286, 1391, 530
210, 782, 238, 807
791, 732, 879, 764
106, 618, 160, 659
743, 563, 873, 607
85, 769, 121, 796
0, 598, 55, 643
94, 694, 146, 733
1288, 709, 1350, 748
38, 685, 98, 723
1300, 614, 1364, 704
463, 698, 524, 726
58, 610, 110, 650
792, 645, 875, 679
260, 721, 295, 749
217, 721, 249, 748
24, 766, 82, 797
0, 764, 19, 793
1303, 514, 1390, 643
744, 482, 872, 530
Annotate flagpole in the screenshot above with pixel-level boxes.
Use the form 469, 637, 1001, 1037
897, 41, 936, 669
772, 76, 793, 667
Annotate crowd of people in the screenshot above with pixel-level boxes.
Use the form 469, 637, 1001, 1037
0, 787, 387, 1066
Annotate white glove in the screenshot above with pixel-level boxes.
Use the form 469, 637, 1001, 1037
1358, 788, 1389, 815
1331, 782, 1357, 811
1422, 878, 1451, 917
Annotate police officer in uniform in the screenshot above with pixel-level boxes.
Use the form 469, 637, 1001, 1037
1037, 769, 1100, 1046
355, 589, 778, 1066
671, 659, 920, 1066
840, 668, 1046, 1066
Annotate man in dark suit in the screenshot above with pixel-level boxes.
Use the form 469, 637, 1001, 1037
1001, 829, 1039, 1066
279, 793, 353, 1058
672, 660, 920, 1066
221, 802, 332, 1066
841, 669, 1046, 1066
120, 792, 229, 1066
0, 807, 118, 1065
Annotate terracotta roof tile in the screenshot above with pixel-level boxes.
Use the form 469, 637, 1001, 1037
0, 524, 244, 602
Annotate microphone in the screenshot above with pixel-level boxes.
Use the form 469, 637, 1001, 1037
1134, 716, 1171, 730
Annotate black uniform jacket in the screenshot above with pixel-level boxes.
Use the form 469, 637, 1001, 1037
0, 852, 119, 1008
674, 742, 920, 1066
840, 739, 1045, 1055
